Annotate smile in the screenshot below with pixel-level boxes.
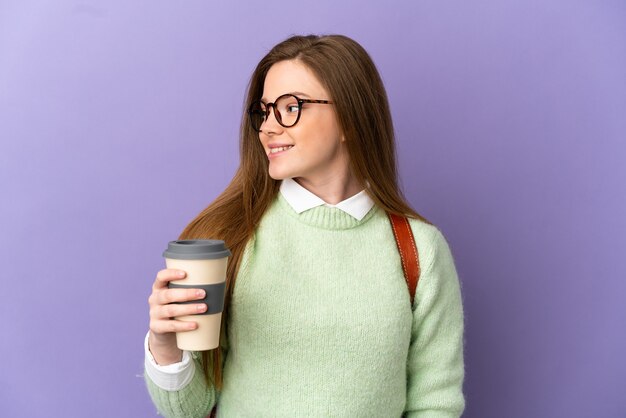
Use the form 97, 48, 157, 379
269, 145, 294, 154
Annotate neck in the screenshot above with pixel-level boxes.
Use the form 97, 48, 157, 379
294, 171, 363, 205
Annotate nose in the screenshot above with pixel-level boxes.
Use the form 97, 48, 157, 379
260, 105, 283, 135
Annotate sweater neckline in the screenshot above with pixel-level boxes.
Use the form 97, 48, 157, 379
276, 192, 379, 230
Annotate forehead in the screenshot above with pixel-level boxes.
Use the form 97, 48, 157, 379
262, 60, 328, 102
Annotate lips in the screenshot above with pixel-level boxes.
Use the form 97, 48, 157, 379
267, 143, 294, 158
269, 145, 294, 154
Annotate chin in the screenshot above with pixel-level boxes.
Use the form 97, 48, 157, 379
268, 173, 287, 181
268, 166, 296, 181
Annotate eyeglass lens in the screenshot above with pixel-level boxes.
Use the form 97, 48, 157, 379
249, 95, 300, 131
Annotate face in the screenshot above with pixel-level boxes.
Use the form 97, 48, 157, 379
257, 59, 349, 183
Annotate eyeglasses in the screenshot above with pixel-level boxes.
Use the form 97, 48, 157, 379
248, 93, 333, 132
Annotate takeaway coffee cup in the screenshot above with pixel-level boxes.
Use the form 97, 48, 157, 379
163, 239, 231, 351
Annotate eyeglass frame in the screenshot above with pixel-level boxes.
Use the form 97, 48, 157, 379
247, 93, 333, 132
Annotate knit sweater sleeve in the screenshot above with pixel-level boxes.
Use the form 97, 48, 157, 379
144, 350, 217, 418
404, 226, 466, 417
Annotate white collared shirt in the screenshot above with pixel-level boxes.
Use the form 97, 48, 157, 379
144, 178, 375, 390
279, 177, 374, 220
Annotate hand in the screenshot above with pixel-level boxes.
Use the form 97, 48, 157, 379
147, 268, 207, 364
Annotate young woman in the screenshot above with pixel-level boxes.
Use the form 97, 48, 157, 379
144, 34, 465, 417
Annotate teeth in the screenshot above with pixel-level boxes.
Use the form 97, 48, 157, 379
270, 145, 293, 154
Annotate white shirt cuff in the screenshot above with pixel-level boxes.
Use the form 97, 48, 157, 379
144, 331, 195, 391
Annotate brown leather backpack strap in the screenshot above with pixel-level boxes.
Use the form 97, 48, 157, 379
387, 212, 420, 306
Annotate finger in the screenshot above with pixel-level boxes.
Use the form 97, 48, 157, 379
153, 269, 187, 290
156, 302, 208, 319
156, 288, 205, 305
150, 318, 198, 334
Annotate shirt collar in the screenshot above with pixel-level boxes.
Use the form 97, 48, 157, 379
279, 178, 375, 221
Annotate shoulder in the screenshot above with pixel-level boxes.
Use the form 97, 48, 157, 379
406, 217, 456, 278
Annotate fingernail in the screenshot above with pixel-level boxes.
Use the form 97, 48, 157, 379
197, 304, 207, 312
178, 270, 185, 277
196, 289, 205, 298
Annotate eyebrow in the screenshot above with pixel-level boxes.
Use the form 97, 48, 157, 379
261, 91, 311, 102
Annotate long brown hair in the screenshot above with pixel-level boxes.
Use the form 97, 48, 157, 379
178, 34, 431, 390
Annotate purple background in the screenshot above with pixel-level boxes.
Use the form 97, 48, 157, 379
1, 1, 625, 417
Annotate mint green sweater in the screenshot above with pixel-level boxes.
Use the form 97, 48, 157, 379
145, 194, 465, 417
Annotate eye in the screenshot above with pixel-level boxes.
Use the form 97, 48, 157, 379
286, 104, 299, 113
